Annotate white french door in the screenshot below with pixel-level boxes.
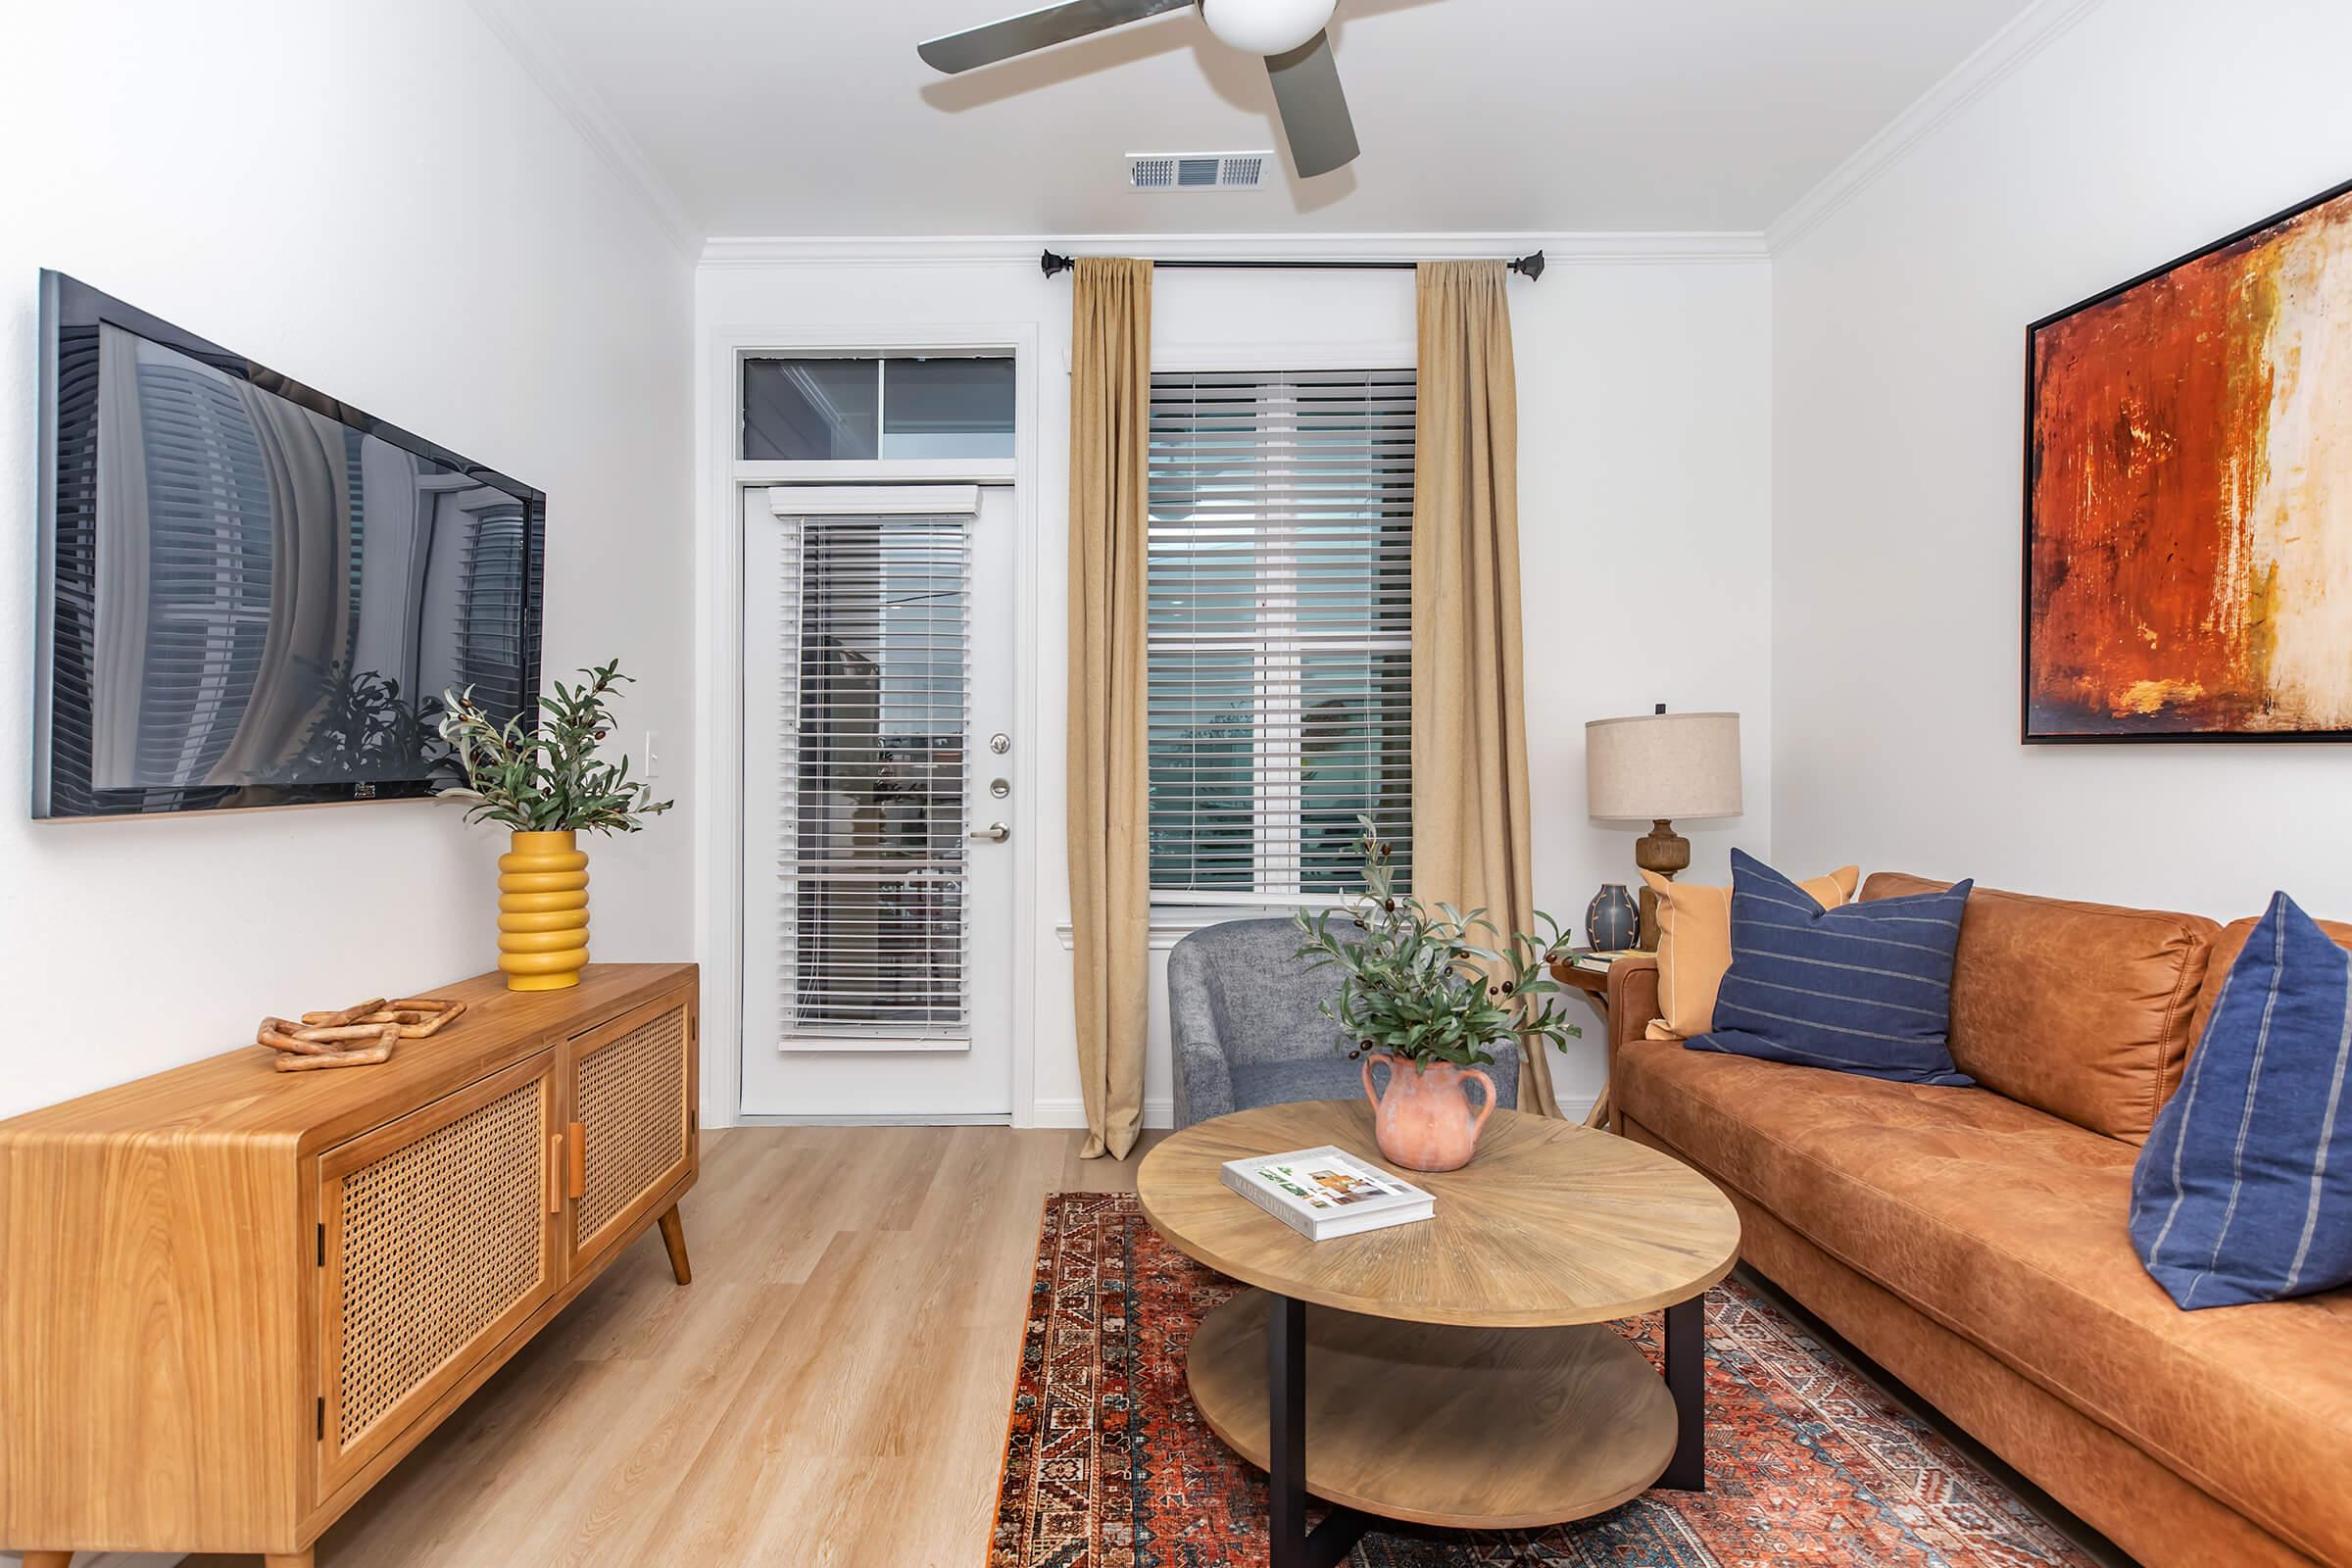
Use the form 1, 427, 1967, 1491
741, 484, 1016, 1119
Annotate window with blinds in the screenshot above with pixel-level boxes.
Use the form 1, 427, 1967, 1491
773, 511, 972, 1038
129, 357, 276, 788
456, 506, 530, 722
1147, 368, 1414, 899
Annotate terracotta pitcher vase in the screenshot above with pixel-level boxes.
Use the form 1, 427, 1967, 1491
1360, 1053, 1497, 1173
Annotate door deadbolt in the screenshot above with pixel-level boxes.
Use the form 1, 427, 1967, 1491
989, 777, 1010, 798
988, 733, 1010, 754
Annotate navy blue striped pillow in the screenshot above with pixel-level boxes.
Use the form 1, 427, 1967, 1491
1690, 850, 1975, 1086
2130, 892, 2352, 1309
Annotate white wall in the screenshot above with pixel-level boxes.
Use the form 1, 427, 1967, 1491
698, 241, 1772, 1126
1772, 0, 2352, 918
0, 0, 697, 1124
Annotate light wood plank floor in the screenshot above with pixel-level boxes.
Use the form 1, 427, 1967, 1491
179, 1123, 2129, 1568
188, 1126, 1154, 1568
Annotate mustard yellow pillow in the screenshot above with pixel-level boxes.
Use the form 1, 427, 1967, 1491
1641, 864, 1861, 1040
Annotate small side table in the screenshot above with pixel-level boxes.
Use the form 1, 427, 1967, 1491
1548, 957, 1616, 1132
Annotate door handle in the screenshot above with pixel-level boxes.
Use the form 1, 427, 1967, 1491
566, 1121, 587, 1200
969, 822, 1010, 843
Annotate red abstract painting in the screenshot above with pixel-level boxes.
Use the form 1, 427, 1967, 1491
2027, 180, 2352, 738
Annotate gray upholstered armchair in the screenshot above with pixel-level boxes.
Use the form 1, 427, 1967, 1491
1167, 917, 1522, 1129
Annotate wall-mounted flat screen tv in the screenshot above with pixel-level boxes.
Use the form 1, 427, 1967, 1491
34, 271, 544, 818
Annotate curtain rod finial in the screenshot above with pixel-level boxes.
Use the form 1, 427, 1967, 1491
1510, 250, 1546, 281
1042, 249, 1075, 278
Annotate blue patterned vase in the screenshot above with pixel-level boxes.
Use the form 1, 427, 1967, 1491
1586, 883, 1639, 952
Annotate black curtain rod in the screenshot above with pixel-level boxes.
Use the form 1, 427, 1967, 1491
1040, 248, 1545, 281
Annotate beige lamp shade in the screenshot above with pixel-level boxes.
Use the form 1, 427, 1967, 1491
1585, 711, 1742, 822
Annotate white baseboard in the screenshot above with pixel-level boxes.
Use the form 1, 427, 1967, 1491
1, 1554, 183, 1567
1026, 1096, 1596, 1132
734, 1110, 1013, 1126
1029, 1096, 1176, 1130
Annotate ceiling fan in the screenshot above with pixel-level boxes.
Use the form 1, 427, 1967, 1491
919, 0, 1362, 177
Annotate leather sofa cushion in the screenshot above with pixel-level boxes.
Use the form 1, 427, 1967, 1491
1862, 872, 2215, 1145
2187, 910, 2352, 1050
1618, 1039, 2352, 1568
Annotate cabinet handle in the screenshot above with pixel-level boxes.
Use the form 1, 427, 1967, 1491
566, 1121, 587, 1200
547, 1134, 564, 1213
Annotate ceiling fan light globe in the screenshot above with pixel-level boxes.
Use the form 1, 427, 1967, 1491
1199, 0, 1338, 56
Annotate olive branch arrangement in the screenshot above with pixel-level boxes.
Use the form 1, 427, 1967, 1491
437, 660, 673, 834
1295, 816, 1579, 1069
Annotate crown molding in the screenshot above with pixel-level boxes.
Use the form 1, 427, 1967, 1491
1766, 0, 2109, 253
700, 230, 1768, 270
466, 0, 703, 260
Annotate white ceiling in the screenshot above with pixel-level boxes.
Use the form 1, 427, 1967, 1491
505, 0, 2038, 240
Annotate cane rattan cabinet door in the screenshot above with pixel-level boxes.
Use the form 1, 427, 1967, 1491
564, 990, 695, 1274
317, 1052, 561, 1495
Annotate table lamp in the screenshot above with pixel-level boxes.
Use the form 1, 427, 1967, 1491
1585, 708, 1743, 950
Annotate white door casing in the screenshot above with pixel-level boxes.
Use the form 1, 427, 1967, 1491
740, 484, 1016, 1119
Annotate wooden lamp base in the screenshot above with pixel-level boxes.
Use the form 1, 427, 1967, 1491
1633, 819, 1690, 950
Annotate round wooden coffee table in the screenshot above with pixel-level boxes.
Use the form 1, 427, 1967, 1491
1137, 1100, 1740, 1568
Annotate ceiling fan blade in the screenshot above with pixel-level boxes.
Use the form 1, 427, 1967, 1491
1264, 29, 1359, 177
918, 0, 1195, 74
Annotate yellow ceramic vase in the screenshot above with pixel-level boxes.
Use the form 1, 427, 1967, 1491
498, 829, 590, 991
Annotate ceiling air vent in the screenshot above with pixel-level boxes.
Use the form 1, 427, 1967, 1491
1126, 152, 1271, 192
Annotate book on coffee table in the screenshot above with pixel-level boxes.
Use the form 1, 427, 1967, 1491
1219, 1146, 1435, 1242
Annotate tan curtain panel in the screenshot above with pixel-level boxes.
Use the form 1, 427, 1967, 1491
1411, 260, 1559, 1118
1066, 257, 1153, 1159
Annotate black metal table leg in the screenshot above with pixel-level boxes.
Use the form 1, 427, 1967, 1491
1267, 1292, 1370, 1568
1659, 1295, 1706, 1492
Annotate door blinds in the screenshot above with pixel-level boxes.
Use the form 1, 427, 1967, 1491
772, 510, 972, 1039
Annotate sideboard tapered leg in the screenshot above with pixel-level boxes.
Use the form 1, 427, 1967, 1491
658, 1203, 691, 1286
265, 1550, 315, 1567
24, 1551, 73, 1568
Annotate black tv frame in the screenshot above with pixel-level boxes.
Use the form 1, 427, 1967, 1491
34, 270, 546, 818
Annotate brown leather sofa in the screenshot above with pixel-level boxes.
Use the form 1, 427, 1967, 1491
1605, 872, 2352, 1568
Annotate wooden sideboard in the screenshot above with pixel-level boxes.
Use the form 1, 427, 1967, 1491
0, 962, 699, 1568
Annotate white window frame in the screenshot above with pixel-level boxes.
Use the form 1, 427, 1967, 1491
738, 349, 1017, 471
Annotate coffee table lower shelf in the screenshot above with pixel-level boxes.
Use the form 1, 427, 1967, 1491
1188, 1289, 1703, 1565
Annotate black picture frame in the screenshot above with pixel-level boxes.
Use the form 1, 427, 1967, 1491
2021, 175, 2352, 745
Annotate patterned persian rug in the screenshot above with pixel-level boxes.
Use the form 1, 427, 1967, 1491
988, 1193, 2097, 1568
